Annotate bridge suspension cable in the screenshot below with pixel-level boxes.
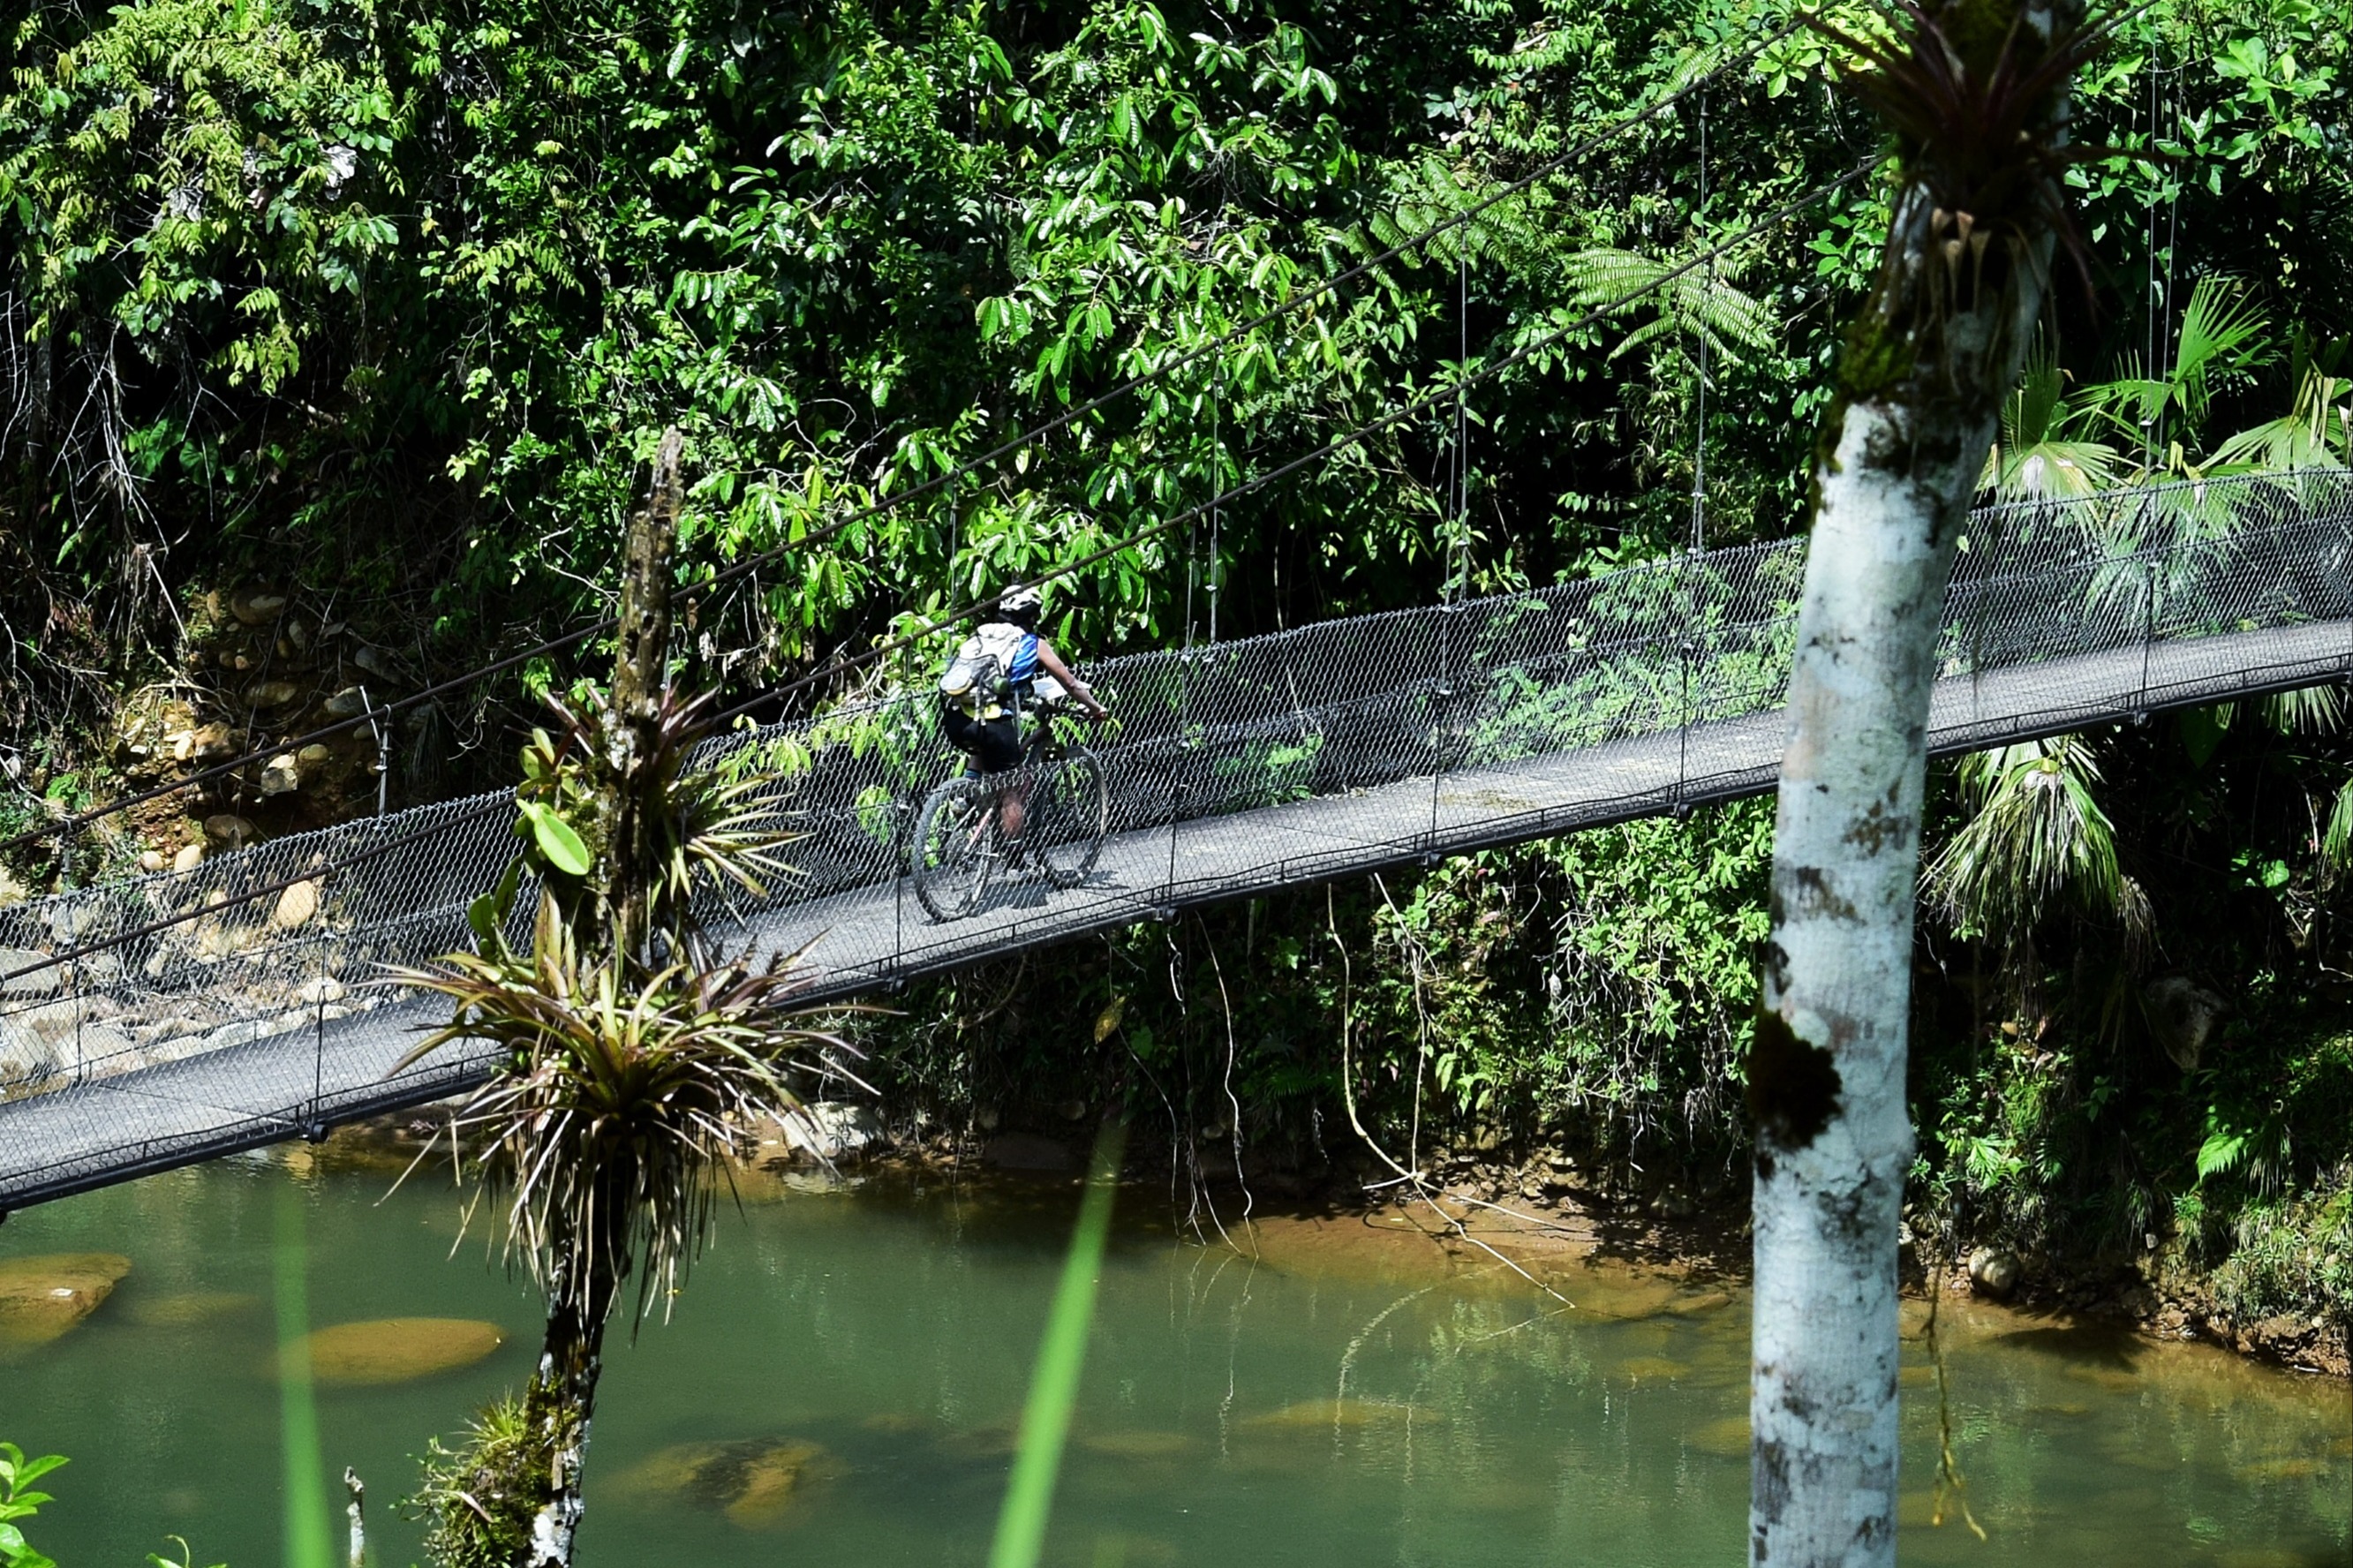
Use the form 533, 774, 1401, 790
3, 20, 1801, 861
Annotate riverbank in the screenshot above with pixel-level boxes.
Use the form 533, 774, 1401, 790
717, 1109, 2353, 1381
319, 1087, 2347, 1383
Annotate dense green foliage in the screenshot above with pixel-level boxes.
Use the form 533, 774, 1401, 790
4, 0, 2351, 1327
6, 0, 2346, 745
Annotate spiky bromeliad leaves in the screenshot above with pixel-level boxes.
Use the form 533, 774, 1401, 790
402, 667, 816, 1568
497, 682, 793, 968
1806, 1, 2124, 328
388, 909, 853, 1568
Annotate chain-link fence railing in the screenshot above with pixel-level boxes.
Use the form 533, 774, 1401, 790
4, 471, 2350, 1207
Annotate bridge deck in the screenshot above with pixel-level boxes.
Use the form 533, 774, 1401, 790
5, 614, 2346, 1211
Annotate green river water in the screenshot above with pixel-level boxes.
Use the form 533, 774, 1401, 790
2, 1148, 2345, 1567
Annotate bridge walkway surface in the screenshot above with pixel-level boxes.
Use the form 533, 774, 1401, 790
4, 476, 2349, 1210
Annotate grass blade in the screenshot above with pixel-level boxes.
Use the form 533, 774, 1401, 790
988, 1121, 1127, 1568
274, 1183, 334, 1568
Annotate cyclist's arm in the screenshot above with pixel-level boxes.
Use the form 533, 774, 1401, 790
1035, 642, 1109, 719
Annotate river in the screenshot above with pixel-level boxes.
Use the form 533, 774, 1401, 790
2, 1146, 2345, 1566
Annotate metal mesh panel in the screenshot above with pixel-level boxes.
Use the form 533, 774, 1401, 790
4, 471, 2350, 1209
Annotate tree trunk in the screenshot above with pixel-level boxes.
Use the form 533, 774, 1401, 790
514, 1162, 630, 1568
602, 426, 683, 965
1749, 5, 2077, 1563
517, 1286, 615, 1568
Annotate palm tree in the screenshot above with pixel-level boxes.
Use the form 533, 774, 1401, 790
2082, 274, 2274, 474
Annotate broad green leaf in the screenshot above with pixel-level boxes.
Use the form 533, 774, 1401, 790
522, 802, 592, 876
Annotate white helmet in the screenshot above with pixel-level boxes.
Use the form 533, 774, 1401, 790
998, 584, 1044, 617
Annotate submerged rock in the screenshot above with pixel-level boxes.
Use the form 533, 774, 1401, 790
1075, 1430, 1194, 1459
286, 1317, 505, 1384
1686, 1414, 1750, 1457
1239, 1398, 1420, 1431
1615, 1356, 1687, 1382
0, 1253, 133, 1346
613, 1437, 841, 1527
124, 1291, 262, 1329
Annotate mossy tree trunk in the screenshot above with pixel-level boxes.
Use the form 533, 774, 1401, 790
1750, 4, 2081, 1563
508, 434, 680, 1568
516, 1169, 628, 1568
600, 425, 683, 969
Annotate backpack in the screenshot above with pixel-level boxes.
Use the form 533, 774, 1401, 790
939, 623, 1035, 719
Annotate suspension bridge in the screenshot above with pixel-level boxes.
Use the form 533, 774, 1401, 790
3, 471, 2349, 1212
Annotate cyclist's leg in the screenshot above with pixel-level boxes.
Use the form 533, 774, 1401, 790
973, 716, 1024, 836
1000, 776, 1031, 841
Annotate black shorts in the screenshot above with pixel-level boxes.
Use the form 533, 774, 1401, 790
944, 707, 1022, 773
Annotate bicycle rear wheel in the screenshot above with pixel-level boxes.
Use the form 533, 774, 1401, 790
911, 774, 999, 921
1028, 745, 1107, 889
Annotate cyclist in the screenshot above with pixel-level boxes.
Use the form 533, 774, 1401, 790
939, 584, 1108, 845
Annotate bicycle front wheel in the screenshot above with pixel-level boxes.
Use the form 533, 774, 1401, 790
1029, 746, 1107, 889
912, 774, 999, 921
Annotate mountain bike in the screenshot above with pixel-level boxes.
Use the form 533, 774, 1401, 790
910, 700, 1108, 921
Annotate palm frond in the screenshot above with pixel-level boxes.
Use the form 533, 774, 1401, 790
2208, 367, 2353, 474
2324, 776, 2353, 874
2259, 682, 2342, 737
1982, 345, 2117, 497
1927, 735, 2123, 939
2170, 275, 2272, 413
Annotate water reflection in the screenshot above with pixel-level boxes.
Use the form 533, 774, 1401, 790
1, 1154, 2344, 1567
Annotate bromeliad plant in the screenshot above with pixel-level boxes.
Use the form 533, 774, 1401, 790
388, 901, 847, 1568
394, 586, 835, 1567
503, 682, 793, 968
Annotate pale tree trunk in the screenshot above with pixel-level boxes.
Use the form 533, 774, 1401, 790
1750, 4, 2078, 1563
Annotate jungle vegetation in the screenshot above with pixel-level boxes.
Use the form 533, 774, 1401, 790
3, 0, 2349, 1335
